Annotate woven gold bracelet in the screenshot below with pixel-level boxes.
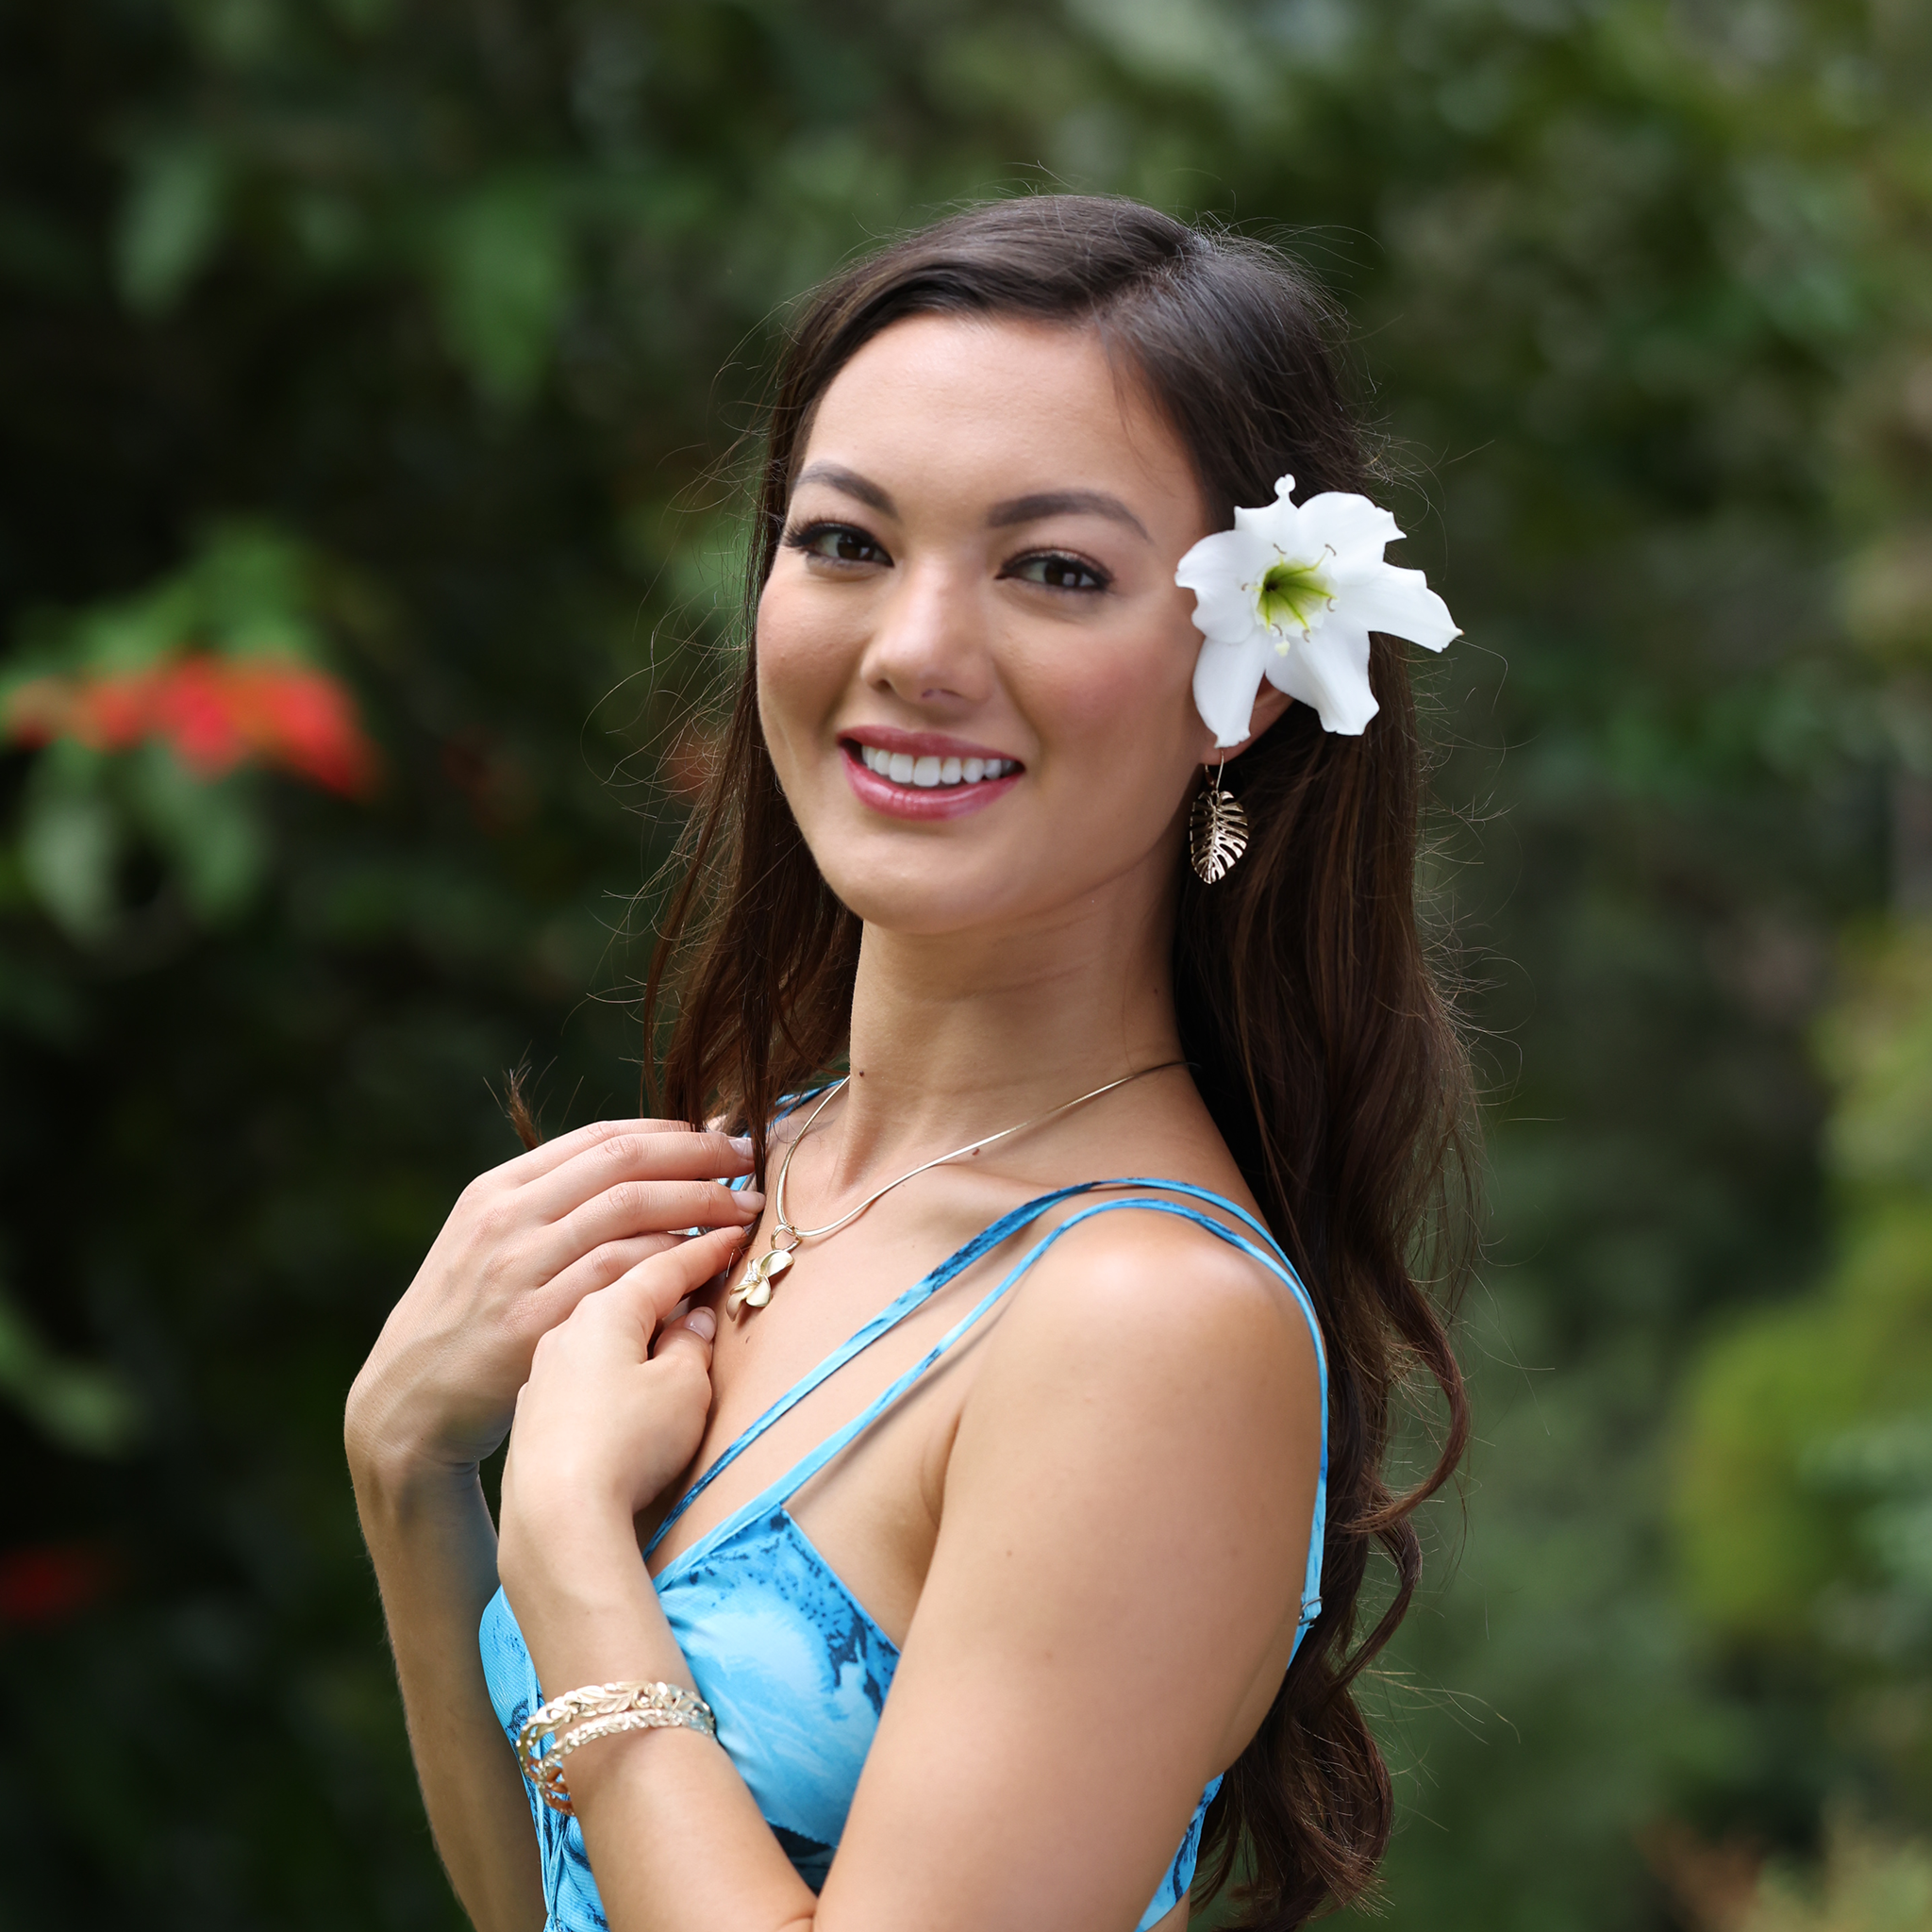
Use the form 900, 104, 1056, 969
515, 1680, 717, 1815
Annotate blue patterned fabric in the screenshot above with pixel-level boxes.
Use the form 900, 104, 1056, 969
480, 1179, 1329, 1931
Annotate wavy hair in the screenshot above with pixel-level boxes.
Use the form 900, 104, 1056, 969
643, 195, 1474, 1929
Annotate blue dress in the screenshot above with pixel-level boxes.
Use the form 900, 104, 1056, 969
481, 1178, 1329, 1929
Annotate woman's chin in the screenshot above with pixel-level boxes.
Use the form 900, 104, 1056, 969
822, 873, 1031, 941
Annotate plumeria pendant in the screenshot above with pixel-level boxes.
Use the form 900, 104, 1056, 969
726, 1238, 796, 1315
1190, 765, 1248, 884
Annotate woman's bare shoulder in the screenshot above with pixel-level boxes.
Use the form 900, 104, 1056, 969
930, 1198, 1324, 1706
966, 1198, 1321, 1474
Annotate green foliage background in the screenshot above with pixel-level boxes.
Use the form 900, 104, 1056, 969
2, 1, 1928, 1925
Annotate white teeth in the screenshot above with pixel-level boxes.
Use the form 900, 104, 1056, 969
856, 744, 1016, 788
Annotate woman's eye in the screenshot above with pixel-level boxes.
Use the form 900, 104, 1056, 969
788, 523, 890, 566
1008, 553, 1108, 592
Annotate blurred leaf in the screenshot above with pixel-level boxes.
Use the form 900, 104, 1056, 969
20, 758, 120, 941
1744, 1819, 1932, 1932
115, 132, 227, 315
432, 175, 575, 408
8, 522, 332, 682
126, 745, 268, 920
1822, 924, 1932, 1192
0, 1280, 140, 1457
1674, 924, 1932, 1801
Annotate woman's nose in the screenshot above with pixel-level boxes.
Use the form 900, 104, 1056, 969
858, 557, 991, 707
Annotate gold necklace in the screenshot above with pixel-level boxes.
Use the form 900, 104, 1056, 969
724, 1060, 1186, 1316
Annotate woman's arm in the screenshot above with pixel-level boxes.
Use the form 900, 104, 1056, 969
344, 1118, 760, 1931
351, 1456, 543, 1932
500, 1211, 1320, 1932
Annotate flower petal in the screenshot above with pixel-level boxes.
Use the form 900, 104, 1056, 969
1233, 499, 1297, 552
1329, 560, 1460, 652
1175, 526, 1272, 641
1292, 491, 1404, 575
1250, 475, 1299, 521
1192, 629, 1274, 748
1263, 621, 1378, 735
1229, 475, 1308, 550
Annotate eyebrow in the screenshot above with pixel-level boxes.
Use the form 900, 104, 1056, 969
986, 490, 1151, 541
792, 461, 895, 513
791, 464, 1152, 543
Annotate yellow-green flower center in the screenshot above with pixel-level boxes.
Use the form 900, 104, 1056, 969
1255, 556, 1333, 640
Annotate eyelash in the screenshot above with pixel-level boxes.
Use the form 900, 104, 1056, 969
784, 522, 890, 566
782, 523, 1112, 594
1003, 551, 1111, 594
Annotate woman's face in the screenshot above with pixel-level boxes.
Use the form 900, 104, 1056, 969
756, 313, 1224, 941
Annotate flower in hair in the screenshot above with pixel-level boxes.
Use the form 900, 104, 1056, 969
1175, 475, 1459, 745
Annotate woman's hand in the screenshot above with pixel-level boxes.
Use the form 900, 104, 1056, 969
344, 1121, 760, 1489
495, 1225, 746, 1611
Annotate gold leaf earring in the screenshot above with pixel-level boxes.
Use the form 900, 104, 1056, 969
1189, 759, 1248, 884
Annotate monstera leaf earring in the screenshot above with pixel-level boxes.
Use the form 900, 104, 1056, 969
1173, 472, 1461, 888
1190, 759, 1248, 884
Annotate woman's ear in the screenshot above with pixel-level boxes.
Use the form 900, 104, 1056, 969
1197, 685, 1294, 764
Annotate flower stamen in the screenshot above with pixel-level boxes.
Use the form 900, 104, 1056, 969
1255, 549, 1336, 645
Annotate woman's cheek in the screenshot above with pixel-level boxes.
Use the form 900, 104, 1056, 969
1017, 637, 1196, 824
756, 588, 854, 774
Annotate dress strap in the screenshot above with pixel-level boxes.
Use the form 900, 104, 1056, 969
645, 1181, 1088, 1558
652, 1190, 1329, 1647
645, 1178, 1289, 1558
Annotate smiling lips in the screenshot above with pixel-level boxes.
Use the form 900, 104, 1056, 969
840, 735, 1024, 822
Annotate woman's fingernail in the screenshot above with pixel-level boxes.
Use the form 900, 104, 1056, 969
685, 1307, 717, 1341
729, 1135, 755, 1158
737, 1191, 766, 1213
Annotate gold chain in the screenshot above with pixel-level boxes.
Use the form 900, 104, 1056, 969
725, 1059, 1186, 1315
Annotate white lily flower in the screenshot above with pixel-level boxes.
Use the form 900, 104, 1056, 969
1175, 475, 1459, 746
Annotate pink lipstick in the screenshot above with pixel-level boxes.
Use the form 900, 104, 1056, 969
839, 728, 1024, 822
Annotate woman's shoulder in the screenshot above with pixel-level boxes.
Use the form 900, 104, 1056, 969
944, 1192, 1324, 1600
972, 1191, 1323, 1457
1024, 1188, 1307, 1318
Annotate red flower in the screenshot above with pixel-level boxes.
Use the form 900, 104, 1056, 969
0, 1541, 117, 1627
4, 654, 377, 796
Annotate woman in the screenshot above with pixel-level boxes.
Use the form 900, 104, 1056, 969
346, 196, 1472, 1932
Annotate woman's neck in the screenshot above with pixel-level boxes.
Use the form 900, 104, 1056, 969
822, 877, 1184, 1191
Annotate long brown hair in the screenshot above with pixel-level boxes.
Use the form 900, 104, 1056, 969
643, 195, 1474, 1929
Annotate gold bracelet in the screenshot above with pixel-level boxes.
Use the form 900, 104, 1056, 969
515, 1680, 717, 1815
